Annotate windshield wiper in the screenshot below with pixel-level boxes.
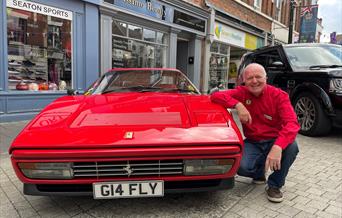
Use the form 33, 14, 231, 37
309, 65, 342, 69
102, 86, 162, 94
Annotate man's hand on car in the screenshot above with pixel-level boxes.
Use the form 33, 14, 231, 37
235, 102, 252, 124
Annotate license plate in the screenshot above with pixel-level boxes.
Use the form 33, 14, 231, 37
93, 180, 164, 199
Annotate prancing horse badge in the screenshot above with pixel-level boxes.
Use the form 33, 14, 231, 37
124, 132, 134, 139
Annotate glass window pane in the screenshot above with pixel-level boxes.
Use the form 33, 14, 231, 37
208, 54, 228, 90
145, 45, 155, 67
156, 32, 168, 44
112, 36, 129, 68
128, 24, 142, 40
210, 42, 219, 53
7, 8, 72, 91
220, 44, 229, 55
112, 20, 126, 36
143, 29, 155, 42
155, 45, 167, 67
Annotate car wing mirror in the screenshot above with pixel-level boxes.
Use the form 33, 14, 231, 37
67, 88, 79, 95
268, 61, 284, 70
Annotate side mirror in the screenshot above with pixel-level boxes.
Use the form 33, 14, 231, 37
268, 61, 284, 70
67, 88, 79, 96
271, 61, 284, 67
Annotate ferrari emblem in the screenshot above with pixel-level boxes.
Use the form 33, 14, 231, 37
124, 132, 134, 139
123, 163, 133, 176
246, 99, 252, 105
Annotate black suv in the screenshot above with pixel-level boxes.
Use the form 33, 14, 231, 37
237, 43, 342, 136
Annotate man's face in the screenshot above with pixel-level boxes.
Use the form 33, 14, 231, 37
243, 67, 267, 96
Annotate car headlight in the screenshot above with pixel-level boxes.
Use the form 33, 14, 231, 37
329, 79, 342, 94
184, 159, 234, 176
18, 162, 73, 179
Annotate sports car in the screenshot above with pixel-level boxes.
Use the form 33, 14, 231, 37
9, 68, 243, 199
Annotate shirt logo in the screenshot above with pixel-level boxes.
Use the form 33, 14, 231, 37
246, 99, 252, 105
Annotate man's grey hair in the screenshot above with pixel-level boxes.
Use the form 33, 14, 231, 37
242, 63, 267, 81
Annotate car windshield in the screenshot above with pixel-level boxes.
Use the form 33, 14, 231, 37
85, 69, 200, 95
284, 45, 342, 70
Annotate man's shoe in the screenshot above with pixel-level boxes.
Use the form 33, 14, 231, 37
252, 175, 266, 184
266, 187, 283, 203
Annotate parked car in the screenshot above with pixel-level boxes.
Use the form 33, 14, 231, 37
237, 43, 342, 136
9, 68, 243, 198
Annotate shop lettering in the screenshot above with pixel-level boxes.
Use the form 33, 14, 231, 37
123, 0, 144, 8
146, 2, 165, 18
11, 0, 69, 19
13, 0, 42, 11
122, 0, 165, 18
43, 7, 69, 18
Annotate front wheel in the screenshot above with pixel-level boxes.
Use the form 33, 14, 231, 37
294, 92, 332, 136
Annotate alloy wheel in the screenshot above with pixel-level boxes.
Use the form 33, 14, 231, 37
295, 97, 316, 131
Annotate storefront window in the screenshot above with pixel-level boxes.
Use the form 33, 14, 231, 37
128, 24, 142, 40
208, 42, 229, 91
156, 32, 168, 44
112, 19, 168, 68
7, 7, 72, 91
112, 20, 126, 36
143, 29, 155, 42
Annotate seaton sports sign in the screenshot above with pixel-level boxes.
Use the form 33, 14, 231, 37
6, 0, 72, 20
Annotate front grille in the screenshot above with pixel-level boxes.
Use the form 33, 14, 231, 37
72, 160, 183, 178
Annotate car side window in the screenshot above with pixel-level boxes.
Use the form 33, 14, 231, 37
267, 50, 283, 67
253, 54, 268, 68
253, 50, 283, 70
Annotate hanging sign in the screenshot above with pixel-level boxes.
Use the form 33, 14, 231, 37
6, 0, 72, 20
299, 5, 318, 43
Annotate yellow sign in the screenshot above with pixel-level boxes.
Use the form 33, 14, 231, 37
245, 33, 257, 50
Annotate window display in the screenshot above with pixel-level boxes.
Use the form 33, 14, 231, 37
208, 42, 229, 91
112, 19, 168, 68
7, 7, 72, 91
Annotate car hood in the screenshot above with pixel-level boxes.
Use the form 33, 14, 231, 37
327, 69, 342, 78
10, 93, 241, 151
293, 68, 342, 77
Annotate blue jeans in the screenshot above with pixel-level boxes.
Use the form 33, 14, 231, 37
237, 139, 299, 188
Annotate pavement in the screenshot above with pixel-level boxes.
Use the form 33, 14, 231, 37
0, 119, 341, 218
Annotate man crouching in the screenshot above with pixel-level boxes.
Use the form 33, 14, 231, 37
211, 63, 300, 203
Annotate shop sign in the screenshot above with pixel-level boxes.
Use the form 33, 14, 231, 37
245, 33, 264, 50
104, 0, 173, 22
214, 22, 245, 48
104, 0, 206, 33
173, 10, 205, 33
214, 22, 264, 49
6, 0, 72, 20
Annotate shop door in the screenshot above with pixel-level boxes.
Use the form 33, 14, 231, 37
176, 40, 189, 75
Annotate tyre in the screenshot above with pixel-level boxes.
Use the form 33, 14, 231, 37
294, 92, 332, 136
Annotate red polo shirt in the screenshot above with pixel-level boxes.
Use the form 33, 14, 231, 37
211, 85, 300, 149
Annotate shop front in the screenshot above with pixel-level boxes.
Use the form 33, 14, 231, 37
206, 21, 265, 92
99, 0, 208, 89
0, 0, 99, 122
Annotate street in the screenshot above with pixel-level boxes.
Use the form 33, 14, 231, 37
0, 120, 341, 218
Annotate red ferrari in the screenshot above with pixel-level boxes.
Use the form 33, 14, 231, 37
9, 68, 243, 199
